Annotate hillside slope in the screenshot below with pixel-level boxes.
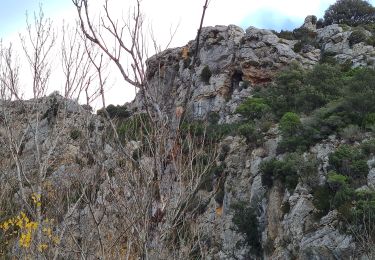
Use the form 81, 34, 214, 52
1, 16, 375, 259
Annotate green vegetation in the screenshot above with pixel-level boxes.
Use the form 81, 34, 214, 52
324, 0, 375, 26
329, 145, 368, 184
348, 29, 367, 47
276, 26, 319, 53
97, 104, 130, 119
235, 98, 270, 120
238, 123, 263, 144
70, 129, 82, 140
279, 112, 302, 136
232, 202, 262, 256
117, 113, 151, 141
235, 61, 375, 153
260, 153, 301, 191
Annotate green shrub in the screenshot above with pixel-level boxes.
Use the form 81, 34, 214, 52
293, 41, 304, 53
361, 139, 375, 155
198, 169, 214, 192
277, 136, 307, 153
238, 123, 262, 144
281, 201, 291, 215
320, 51, 338, 65
276, 30, 295, 40
232, 202, 262, 256
181, 120, 238, 143
311, 15, 318, 24
312, 185, 333, 218
299, 155, 320, 187
339, 124, 362, 142
329, 145, 369, 182
327, 171, 348, 191
70, 129, 81, 140
260, 154, 300, 191
291, 27, 319, 52
97, 104, 130, 119
365, 35, 375, 46
236, 97, 271, 120
200, 65, 212, 84
207, 111, 220, 124
324, 0, 375, 26
331, 185, 354, 210
351, 191, 375, 230
260, 158, 278, 188
279, 112, 302, 137
214, 188, 225, 205
348, 30, 367, 47
180, 122, 205, 138
316, 18, 324, 29
117, 113, 151, 141
350, 159, 369, 179
206, 123, 239, 142
211, 164, 225, 178
363, 112, 375, 130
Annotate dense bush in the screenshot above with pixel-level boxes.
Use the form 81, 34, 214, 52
232, 202, 262, 256
348, 30, 367, 47
351, 191, 375, 236
235, 97, 271, 120
277, 112, 311, 152
97, 104, 130, 119
361, 138, 375, 155
324, 0, 375, 26
260, 154, 300, 191
279, 112, 302, 137
238, 123, 261, 144
181, 120, 239, 143
117, 113, 151, 141
253, 63, 343, 117
292, 27, 319, 53
365, 34, 375, 46
207, 111, 220, 124
327, 171, 349, 191
276, 30, 295, 40
236, 61, 375, 153
329, 145, 369, 183
316, 18, 324, 29
70, 129, 82, 140
312, 185, 333, 218
340, 124, 362, 142
363, 113, 375, 130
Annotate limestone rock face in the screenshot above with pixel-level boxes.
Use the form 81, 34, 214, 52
302, 15, 318, 32
317, 24, 375, 67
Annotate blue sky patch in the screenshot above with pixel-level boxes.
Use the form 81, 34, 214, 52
240, 9, 302, 32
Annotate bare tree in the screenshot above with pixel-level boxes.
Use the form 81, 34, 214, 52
70, 0, 213, 258
0, 7, 100, 259
1, 0, 212, 258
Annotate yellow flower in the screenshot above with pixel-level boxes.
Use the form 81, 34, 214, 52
37, 243, 48, 252
19, 232, 32, 248
1, 222, 9, 231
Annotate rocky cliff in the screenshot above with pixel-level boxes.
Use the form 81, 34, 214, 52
1, 16, 375, 259
130, 15, 375, 259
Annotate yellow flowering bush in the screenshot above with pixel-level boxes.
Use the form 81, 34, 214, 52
0, 211, 38, 248
0, 193, 59, 254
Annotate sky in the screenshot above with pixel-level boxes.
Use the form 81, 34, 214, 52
1, 0, 375, 106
